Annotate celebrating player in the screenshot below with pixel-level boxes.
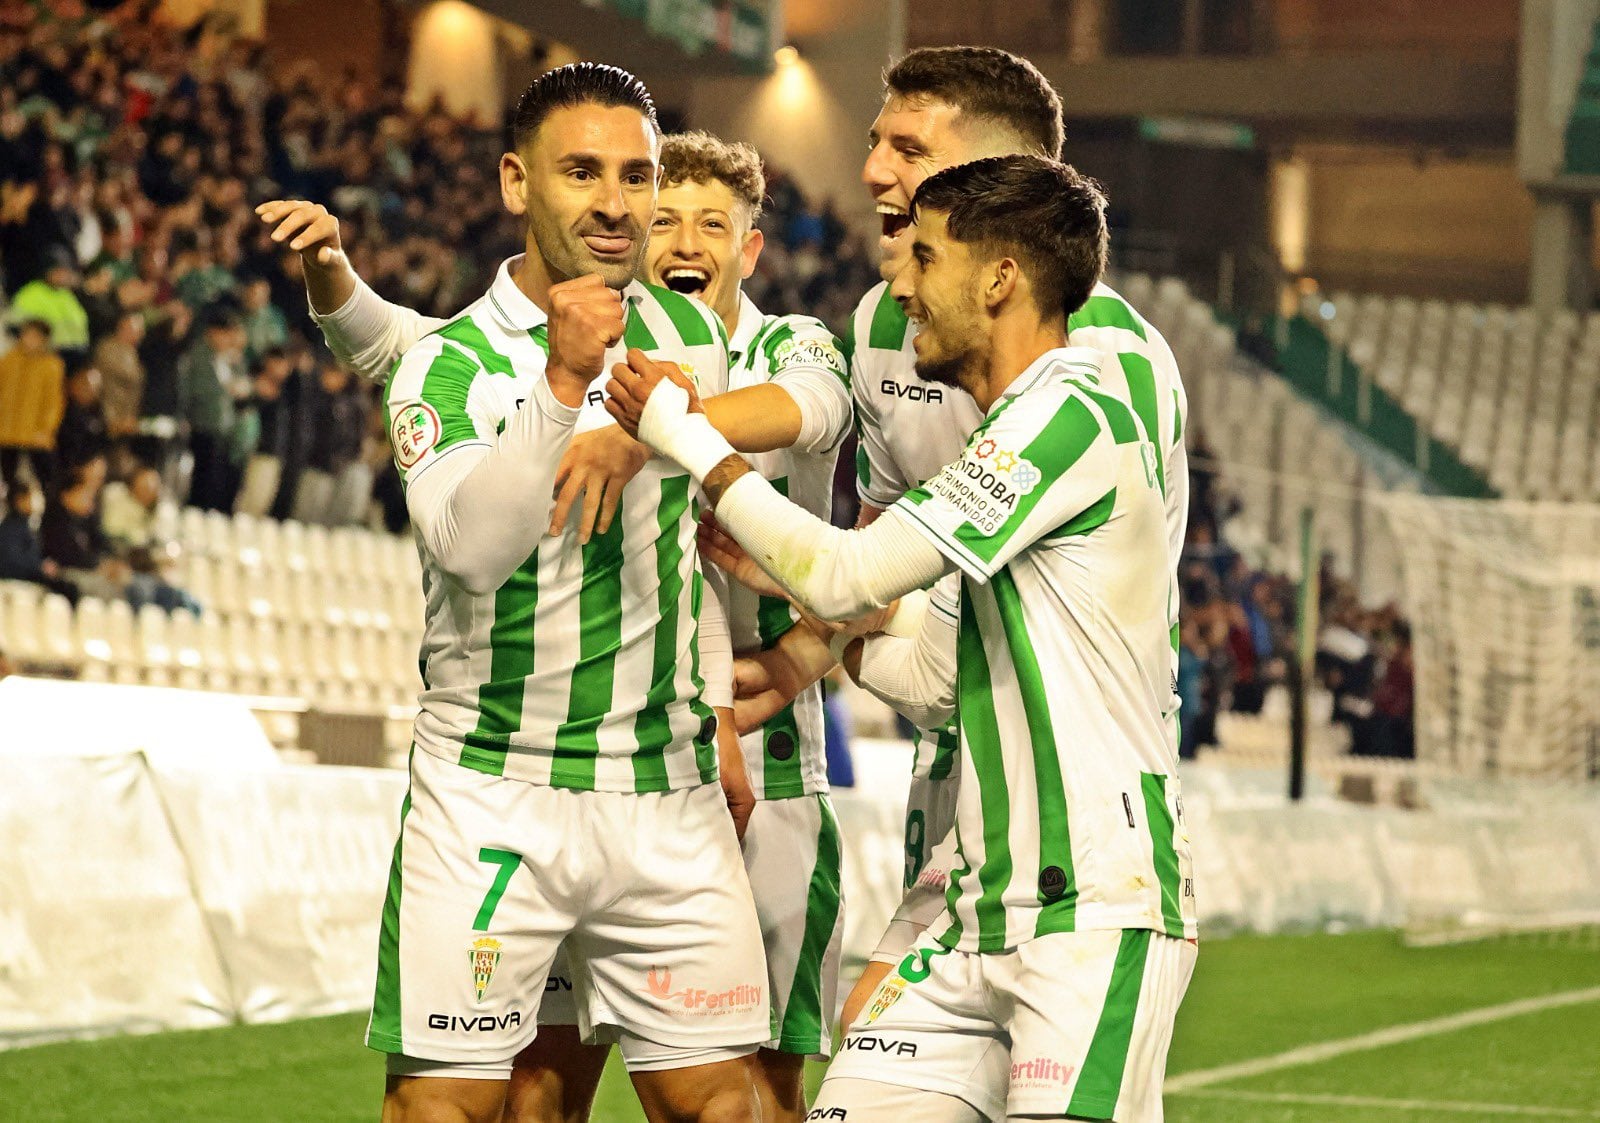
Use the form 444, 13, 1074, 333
357, 64, 768, 1123
258, 130, 854, 1121
610, 155, 1199, 1123
721, 46, 1190, 1047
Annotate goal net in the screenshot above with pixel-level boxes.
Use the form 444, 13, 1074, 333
1374, 495, 1600, 944
1373, 494, 1600, 782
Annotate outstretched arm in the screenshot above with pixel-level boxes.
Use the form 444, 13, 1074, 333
256, 199, 443, 382
606, 352, 949, 620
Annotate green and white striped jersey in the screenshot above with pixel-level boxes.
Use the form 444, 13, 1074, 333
384, 259, 731, 792
892, 348, 1199, 951
725, 293, 851, 799
847, 279, 1190, 778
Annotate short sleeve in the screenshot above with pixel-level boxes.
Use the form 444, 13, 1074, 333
890, 388, 1125, 583
382, 335, 494, 485
766, 316, 851, 453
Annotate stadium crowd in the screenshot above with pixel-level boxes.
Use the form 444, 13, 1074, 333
0, 0, 1411, 760
1179, 435, 1415, 760
0, 0, 872, 544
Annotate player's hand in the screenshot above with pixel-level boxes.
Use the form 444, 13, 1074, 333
546, 274, 625, 406
697, 511, 784, 599
732, 649, 791, 734
256, 199, 346, 269
549, 424, 650, 543
714, 707, 755, 840
604, 348, 703, 441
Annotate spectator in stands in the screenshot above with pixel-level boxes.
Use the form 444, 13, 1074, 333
93, 309, 145, 465
1177, 618, 1205, 759
8, 245, 88, 361
54, 360, 108, 472
291, 356, 371, 526
177, 301, 248, 512
239, 273, 286, 363
134, 299, 191, 477
233, 344, 295, 518
39, 455, 124, 601
0, 484, 78, 604
0, 318, 64, 492
102, 463, 197, 614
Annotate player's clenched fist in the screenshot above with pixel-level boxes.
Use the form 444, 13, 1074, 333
545, 274, 625, 407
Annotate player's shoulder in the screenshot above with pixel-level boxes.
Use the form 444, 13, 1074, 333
990, 348, 1134, 442
1068, 281, 1178, 357
754, 312, 847, 381
849, 281, 912, 356
385, 303, 498, 407
633, 282, 726, 352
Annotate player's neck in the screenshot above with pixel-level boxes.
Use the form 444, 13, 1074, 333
977, 316, 1066, 410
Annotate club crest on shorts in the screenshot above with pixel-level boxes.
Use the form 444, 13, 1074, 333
862, 975, 907, 1025
470, 936, 503, 1002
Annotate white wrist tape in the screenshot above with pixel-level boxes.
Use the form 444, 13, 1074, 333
827, 628, 856, 665
638, 381, 738, 483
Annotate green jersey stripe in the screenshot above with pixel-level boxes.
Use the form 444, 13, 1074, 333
624, 305, 659, 351
957, 592, 1015, 952
1118, 352, 1164, 495
759, 324, 796, 367
460, 555, 540, 776
438, 317, 515, 377
1067, 928, 1152, 1117
777, 796, 844, 1051
1068, 294, 1149, 341
868, 282, 909, 350
632, 476, 692, 790
647, 283, 715, 346
417, 344, 482, 455
939, 817, 972, 948
368, 767, 412, 1051
992, 571, 1077, 933
1141, 772, 1186, 937
1044, 486, 1117, 541
687, 568, 718, 781
952, 395, 1101, 565
552, 517, 626, 789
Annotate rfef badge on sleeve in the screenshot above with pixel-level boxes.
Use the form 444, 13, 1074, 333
392, 401, 442, 469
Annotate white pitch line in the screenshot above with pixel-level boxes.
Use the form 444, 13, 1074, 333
1176, 1089, 1600, 1118
1164, 985, 1600, 1093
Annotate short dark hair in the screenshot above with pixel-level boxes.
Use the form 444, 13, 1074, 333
511, 63, 658, 152
884, 47, 1063, 159
660, 132, 765, 222
912, 156, 1108, 319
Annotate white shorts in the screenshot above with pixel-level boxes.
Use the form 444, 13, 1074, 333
367, 749, 769, 1072
540, 793, 843, 1059
743, 793, 845, 1058
822, 929, 1197, 1122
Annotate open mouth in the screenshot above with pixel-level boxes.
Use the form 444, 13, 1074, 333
662, 266, 710, 297
877, 203, 910, 243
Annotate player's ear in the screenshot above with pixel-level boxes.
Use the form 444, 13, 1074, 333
984, 257, 1019, 311
739, 226, 763, 281
499, 152, 529, 216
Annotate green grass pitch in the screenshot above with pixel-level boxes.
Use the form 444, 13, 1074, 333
2, 930, 1597, 1121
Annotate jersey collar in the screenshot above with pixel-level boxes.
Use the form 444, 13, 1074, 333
727, 291, 765, 364
486, 256, 648, 333
997, 346, 1099, 405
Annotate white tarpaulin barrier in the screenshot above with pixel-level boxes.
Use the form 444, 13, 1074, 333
0, 754, 232, 1048
0, 676, 278, 769
151, 764, 406, 1025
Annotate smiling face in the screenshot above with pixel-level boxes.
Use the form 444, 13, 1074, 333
863, 95, 986, 282
502, 103, 658, 289
889, 208, 989, 393
646, 178, 761, 329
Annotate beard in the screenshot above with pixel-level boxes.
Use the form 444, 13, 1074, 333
527, 206, 646, 290
914, 335, 984, 394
